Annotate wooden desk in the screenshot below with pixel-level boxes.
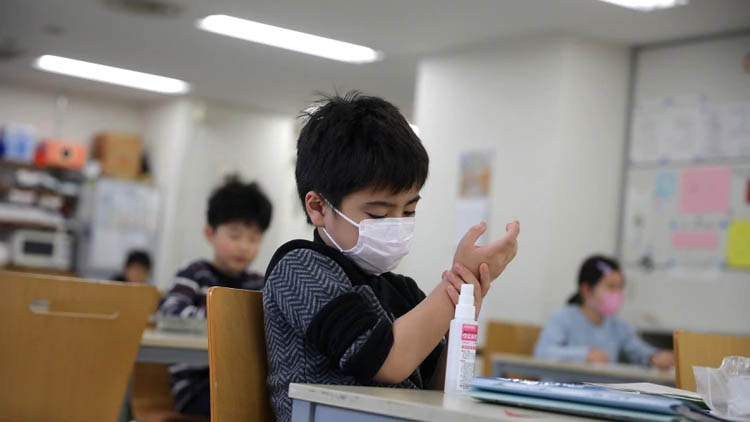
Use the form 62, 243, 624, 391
137, 329, 208, 365
289, 384, 597, 422
491, 352, 675, 386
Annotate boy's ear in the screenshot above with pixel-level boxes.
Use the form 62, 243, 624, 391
305, 191, 327, 227
204, 225, 215, 244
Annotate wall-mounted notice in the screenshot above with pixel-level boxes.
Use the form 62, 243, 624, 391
726, 220, 750, 269
456, 150, 492, 245
679, 166, 731, 214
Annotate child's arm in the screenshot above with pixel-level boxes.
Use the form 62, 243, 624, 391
158, 276, 203, 318
454, 221, 520, 282
373, 263, 489, 384
533, 314, 590, 363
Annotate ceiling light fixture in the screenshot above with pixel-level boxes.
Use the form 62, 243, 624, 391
196, 14, 382, 64
34, 54, 190, 94
597, 0, 688, 11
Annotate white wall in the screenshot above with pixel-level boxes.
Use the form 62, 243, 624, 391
143, 98, 193, 288
401, 35, 630, 334
0, 84, 143, 144
148, 99, 307, 289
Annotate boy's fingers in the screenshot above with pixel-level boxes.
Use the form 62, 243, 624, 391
487, 221, 520, 255
443, 270, 464, 291
458, 221, 487, 249
446, 284, 459, 305
505, 220, 520, 235
453, 262, 480, 291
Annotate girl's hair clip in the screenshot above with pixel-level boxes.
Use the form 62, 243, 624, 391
596, 261, 613, 275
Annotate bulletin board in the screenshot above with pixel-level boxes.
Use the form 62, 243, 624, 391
617, 32, 750, 335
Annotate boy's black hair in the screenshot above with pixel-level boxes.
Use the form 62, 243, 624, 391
207, 175, 273, 231
567, 255, 622, 305
125, 250, 152, 270
295, 91, 429, 222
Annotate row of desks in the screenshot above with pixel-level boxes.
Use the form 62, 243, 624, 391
138, 330, 677, 421
138, 329, 674, 386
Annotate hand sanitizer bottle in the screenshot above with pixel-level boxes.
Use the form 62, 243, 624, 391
444, 283, 478, 393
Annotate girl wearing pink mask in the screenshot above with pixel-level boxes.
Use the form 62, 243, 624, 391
534, 255, 674, 370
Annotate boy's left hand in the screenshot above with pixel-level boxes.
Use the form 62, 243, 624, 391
453, 220, 520, 282
442, 262, 490, 319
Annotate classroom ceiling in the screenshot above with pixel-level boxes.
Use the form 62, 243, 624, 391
0, 0, 748, 118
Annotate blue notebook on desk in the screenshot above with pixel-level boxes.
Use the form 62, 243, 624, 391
467, 378, 727, 422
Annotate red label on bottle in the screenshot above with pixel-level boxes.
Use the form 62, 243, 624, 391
461, 323, 478, 342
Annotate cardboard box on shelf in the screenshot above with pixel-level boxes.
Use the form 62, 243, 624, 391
93, 132, 143, 180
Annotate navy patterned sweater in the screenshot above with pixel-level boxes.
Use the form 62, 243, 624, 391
263, 231, 445, 422
158, 260, 264, 412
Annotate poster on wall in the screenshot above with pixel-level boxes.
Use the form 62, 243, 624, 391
622, 91, 750, 276
621, 163, 750, 274
455, 150, 492, 245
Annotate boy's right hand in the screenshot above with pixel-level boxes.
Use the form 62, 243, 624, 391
453, 220, 520, 282
442, 262, 490, 319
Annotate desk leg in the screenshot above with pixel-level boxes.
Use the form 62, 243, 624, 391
292, 399, 315, 422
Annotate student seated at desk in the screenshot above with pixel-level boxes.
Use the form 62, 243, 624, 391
112, 249, 151, 284
534, 255, 673, 370
158, 176, 272, 416
263, 92, 521, 422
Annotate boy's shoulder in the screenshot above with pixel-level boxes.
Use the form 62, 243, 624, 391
380, 271, 424, 301
264, 239, 359, 284
175, 259, 213, 280
174, 259, 257, 289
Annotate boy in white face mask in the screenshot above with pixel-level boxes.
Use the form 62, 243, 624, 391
263, 91, 520, 422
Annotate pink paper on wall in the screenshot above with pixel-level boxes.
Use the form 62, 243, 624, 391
672, 231, 719, 249
679, 166, 731, 214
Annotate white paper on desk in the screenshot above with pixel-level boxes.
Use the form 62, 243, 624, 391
587, 382, 702, 401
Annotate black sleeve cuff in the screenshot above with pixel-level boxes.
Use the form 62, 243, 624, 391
306, 292, 394, 382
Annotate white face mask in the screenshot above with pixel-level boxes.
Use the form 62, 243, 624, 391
321, 201, 415, 275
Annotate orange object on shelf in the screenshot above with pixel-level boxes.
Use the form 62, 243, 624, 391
34, 139, 88, 170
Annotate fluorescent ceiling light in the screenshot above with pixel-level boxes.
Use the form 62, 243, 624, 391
597, 0, 688, 11
409, 123, 420, 136
34, 55, 190, 94
197, 14, 382, 64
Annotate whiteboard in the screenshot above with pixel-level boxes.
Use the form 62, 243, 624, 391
78, 178, 159, 278
618, 33, 750, 335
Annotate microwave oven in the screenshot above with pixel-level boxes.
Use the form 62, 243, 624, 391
10, 229, 72, 271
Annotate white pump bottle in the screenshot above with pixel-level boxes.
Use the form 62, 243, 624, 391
444, 283, 478, 393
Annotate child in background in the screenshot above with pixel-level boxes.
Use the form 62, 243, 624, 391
534, 255, 674, 369
112, 250, 151, 284
263, 92, 520, 422
158, 176, 272, 416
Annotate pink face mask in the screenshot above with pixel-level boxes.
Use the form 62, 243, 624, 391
598, 291, 623, 316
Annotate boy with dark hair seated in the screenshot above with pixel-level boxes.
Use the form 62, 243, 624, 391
112, 249, 152, 284
264, 92, 520, 421
159, 176, 272, 416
